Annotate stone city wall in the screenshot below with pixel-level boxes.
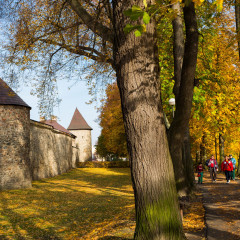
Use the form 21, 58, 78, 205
30, 120, 75, 180
0, 105, 32, 190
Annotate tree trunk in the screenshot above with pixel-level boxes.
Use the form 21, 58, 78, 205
168, 1, 199, 196
113, 1, 185, 239
183, 126, 195, 190
235, 0, 240, 59
200, 135, 207, 163
172, 2, 184, 98
196, 151, 200, 163
215, 136, 218, 163
237, 153, 240, 174
219, 134, 224, 166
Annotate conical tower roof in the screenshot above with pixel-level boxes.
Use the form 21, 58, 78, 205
0, 78, 31, 108
68, 108, 92, 130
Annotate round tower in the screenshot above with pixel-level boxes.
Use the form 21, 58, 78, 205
0, 78, 32, 189
68, 108, 92, 162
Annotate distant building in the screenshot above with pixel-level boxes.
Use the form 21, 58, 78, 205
68, 108, 93, 162
0, 78, 92, 190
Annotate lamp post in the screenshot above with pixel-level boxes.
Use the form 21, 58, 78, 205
168, 98, 175, 118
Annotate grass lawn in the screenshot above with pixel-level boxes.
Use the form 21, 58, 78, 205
0, 168, 135, 240
0, 168, 204, 239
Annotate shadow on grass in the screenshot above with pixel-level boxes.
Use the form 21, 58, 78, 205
0, 168, 135, 239
98, 237, 132, 240
0, 194, 62, 240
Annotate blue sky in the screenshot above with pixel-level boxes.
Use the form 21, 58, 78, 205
0, 19, 102, 146
16, 80, 102, 146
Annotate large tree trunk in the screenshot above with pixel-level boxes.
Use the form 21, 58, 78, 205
170, 1, 195, 195
172, 2, 184, 98
113, 1, 185, 239
168, 1, 198, 196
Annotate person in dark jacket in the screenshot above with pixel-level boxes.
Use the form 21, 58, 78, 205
229, 154, 236, 180
221, 155, 233, 183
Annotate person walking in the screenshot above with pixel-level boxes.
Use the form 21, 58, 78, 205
208, 155, 218, 182
196, 162, 203, 184
196, 162, 204, 184
221, 155, 233, 183
229, 154, 236, 180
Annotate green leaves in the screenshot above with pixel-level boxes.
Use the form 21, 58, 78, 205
124, 5, 144, 21
143, 12, 151, 24
123, 24, 146, 37
123, 5, 151, 37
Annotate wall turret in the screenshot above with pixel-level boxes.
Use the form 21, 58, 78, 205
68, 108, 92, 162
0, 78, 32, 189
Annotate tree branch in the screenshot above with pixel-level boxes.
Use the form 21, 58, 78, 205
38, 38, 114, 66
66, 0, 114, 43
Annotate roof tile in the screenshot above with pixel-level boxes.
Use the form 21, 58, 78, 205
43, 120, 73, 135
68, 108, 92, 130
0, 78, 31, 108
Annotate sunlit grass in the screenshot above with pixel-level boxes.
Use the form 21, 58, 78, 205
0, 168, 135, 239
0, 168, 205, 239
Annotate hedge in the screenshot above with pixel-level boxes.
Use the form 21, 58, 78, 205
77, 161, 130, 168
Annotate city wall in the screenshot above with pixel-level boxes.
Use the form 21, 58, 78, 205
30, 120, 77, 180
0, 105, 32, 189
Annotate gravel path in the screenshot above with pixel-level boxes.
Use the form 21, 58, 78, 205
199, 173, 240, 240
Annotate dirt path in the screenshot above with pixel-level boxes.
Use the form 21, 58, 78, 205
199, 172, 240, 240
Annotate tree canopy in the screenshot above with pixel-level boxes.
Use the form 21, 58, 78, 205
2, 0, 240, 239
96, 82, 128, 159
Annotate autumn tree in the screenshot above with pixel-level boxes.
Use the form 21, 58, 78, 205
97, 82, 128, 159
6, 0, 230, 238
190, 6, 240, 164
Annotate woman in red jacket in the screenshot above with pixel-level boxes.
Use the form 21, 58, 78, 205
221, 156, 233, 183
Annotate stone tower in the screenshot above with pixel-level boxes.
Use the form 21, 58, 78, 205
0, 78, 32, 190
68, 108, 92, 162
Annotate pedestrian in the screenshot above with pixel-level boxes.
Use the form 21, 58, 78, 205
208, 155, 218, 182
229, 154, 236, 180
221, 155, 233, 183
196, 162, 204, 184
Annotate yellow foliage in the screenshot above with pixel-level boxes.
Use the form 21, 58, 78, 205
190, 7, 240, 158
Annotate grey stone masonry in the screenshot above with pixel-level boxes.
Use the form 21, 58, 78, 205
0, 105, 32, 190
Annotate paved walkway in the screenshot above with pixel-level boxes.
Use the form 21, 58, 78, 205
199, 173, 240, 240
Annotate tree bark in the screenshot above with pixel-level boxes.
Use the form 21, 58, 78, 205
172, 2, 184, 98
170, 1, 195, 195
200, 134, 206, 163
196, 151, 200, 163
235, 0, 240, 59
183, 126, 195, 190
237, 153, 240, 174
219, 133, 224, 166
66, 0, 114, 43
168, 1, 198, 196
215, 136, 218, 163
113, 1, 185, 239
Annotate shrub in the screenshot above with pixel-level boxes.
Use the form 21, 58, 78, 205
77, 160, 130, 168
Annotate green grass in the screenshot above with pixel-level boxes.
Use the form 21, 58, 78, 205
0, 168, 135, 240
